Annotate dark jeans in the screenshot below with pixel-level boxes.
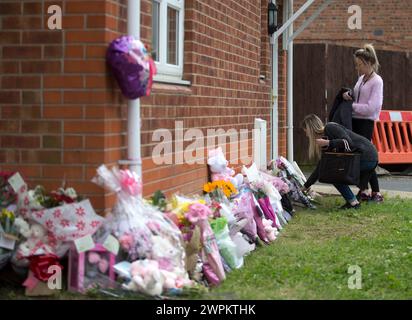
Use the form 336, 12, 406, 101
352, 118, 380, 193
334, 160, 378, 202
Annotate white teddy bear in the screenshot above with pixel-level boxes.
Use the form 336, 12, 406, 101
207, 147, 243, 189
123, 259, 164, 296
14, 219, 52, 259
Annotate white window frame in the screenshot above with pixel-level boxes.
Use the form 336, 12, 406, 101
153, 0, 189, 85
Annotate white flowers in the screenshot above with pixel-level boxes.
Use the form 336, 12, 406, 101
63, 187, 78, 200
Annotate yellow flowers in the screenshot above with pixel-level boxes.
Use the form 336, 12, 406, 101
1, 208, 14, 221
0, 208, 16, 235
170, 195, 207, 227
203, 180, 237, 198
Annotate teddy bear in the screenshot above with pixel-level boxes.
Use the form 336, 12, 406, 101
87, 252, 109, 278
13, 217, 30, 238
160, 268, 193, 292
207, 147, 243, 189
150, 235, 181, 272
262, 218, 278, 242
14, 221, 53, 260
122, 259, 164, 296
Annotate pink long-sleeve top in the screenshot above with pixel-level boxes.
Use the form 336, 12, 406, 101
352, 73, 383, 121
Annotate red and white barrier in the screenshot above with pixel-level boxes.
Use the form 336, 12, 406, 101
373, 110, 412, 164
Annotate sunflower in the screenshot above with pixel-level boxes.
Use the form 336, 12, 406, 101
203, 182, 212, 193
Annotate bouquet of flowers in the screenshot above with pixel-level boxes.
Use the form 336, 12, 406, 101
203, 180, 237, 201
0, 207, 20, 270
93, 165, 189, 294
0, 172, 17, 208
169, 194, 207, 241
0, 208, 19, 240
149, 190, 168, 212
259, 170, 289, 195
249, 180, 282, 230
273, 157, 316, 210
210, 216, 243, 270
185, 203, 225, 285
28, 185, 83, 209
249, 180, 267, 200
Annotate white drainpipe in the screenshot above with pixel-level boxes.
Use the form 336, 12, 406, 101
287, 0, 294, 162
271, 33, 278, 161
254, 118, 267, 170
124, 0, 142, 178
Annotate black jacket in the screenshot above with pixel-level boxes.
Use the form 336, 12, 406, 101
328, 87, 353, 130
304, 122, 378, 189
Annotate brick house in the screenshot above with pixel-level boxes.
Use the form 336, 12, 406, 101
0, 0, 291, 212
1, 1, 409, 212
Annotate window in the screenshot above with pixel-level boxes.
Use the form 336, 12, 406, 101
152, 0, 188, 85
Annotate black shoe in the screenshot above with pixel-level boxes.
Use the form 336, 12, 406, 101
339, 202, 361, 210
371, 193, 384, 203
356, 191, 371, 202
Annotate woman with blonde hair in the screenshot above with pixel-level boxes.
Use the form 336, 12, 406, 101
302, 114, 378, 210
342, 43, 384, 202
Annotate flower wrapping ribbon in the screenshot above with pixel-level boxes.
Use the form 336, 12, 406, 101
119, 170, 142, 196
28, 254, 62, 282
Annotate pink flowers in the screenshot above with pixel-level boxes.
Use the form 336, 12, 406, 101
185, 203, 212, 225
119, 233, 134, 251
271, 177, 289, 194
252, 180, 265, 190
120, 170, 142, 196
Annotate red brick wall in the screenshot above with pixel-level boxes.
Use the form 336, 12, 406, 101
0, 0, 127, 212
0, 0, 288, 210
293, 0, 411, 52
139, 0, 283, 197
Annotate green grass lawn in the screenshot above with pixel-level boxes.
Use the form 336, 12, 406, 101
1, 196, 411, 300
207, 196, 412, 300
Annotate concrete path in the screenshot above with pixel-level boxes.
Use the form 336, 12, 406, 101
311, 184, 412, 199
303, 169, 412, 198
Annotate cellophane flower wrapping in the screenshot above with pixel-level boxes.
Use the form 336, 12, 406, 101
231, 191, 257, 241
185, 202, 226, 284
10, 176, 102, 273
274, 157, 316, 209
30, 199, 104, 242
92, 165, 188, 282
13, 182, 103, 245
259, 170, 289, 195
210, 217, 243, 270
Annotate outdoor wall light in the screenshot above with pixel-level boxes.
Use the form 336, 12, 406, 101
268, 0, 279, 35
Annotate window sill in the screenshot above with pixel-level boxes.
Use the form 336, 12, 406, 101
152, 81, 193, 95
153, 74, 191, 86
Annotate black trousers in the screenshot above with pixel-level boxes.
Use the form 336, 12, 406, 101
352, 118, 380, 192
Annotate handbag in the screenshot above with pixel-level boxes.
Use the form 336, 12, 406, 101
318, 139, 360, 185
